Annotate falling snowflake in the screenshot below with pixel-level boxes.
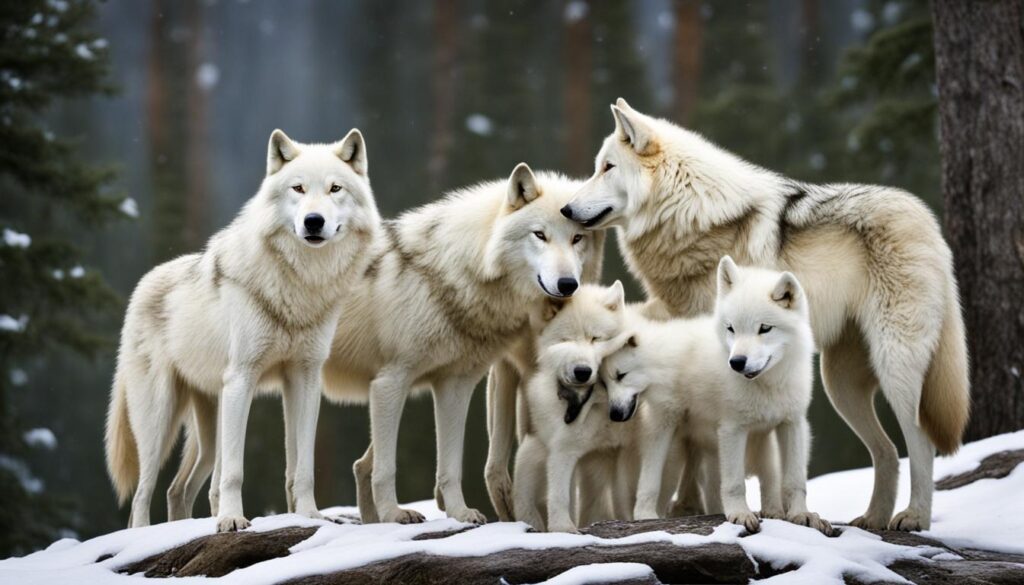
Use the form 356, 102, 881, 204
75, 43, 94, 60
119, 197, 139, 218
196, 63, 219, 91
69, 265, 85, 279
564, 1, 589, 24
3, 228, 31, 248
0, 314, 29, 333
465, 114, 494, 137
24, 428, 57, 450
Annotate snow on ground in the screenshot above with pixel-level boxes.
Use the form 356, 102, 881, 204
2, 432, 1022, 585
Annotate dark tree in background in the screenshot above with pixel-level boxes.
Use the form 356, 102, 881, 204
932, 0, 1024, 441
0, 0, 122, 555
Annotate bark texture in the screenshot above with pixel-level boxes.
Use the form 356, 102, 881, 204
932, 0, 1024, 440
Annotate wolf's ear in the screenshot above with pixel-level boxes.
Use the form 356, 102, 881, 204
334, 129, 367, 175
771, 272, 802, 310
267, 129, 301, 175
507, 163, 541, 210
717, 256, 740, 295
605, 280, 625, 311
610, 104, 655, 156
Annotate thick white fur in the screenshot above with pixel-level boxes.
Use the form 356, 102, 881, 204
105, 129, 381, 531
563, 99, 970, 531
330, 165, 601, 524
512, 284, 633, 533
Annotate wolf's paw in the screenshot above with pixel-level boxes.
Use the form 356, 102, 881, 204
485, 467, 514, 521
449, 507, 487, 525
889, 508, 929, 532
298, 508, 325, 521
381, 507, 425, 524
759, 507, 785, 520
727, 510, 761, 534
850, 512, 890, 531
217, 515, 251, 532
788, 511, 833, 535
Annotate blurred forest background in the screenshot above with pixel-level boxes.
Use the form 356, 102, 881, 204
1, 0, 954, 554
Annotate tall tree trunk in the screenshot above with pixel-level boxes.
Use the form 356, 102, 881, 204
428, 0, 458, 193
932, 0, 1024, 440
672, 0, 702, 125
564, 0, 592, 176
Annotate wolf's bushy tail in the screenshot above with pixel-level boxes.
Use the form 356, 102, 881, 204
105, 369, 138, 505
920, 278, 970, 455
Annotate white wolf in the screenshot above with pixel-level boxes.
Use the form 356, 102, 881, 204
326, 164, 601, 524
512, 283, 634, 533
105, 129, 381, 531
562, 99, 970, 531
601, 257, 828, 534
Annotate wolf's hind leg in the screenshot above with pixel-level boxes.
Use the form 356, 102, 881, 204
129, 369, 183, 527
821, 323, 896, 530
353, 443, 378, 523
485, 360, 520, 521
167, 419, 198, 521
171, 393, 218, 520
433, 374, 486, 524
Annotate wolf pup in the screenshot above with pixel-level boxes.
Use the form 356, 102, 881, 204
563, 98, 969, 531
328, 164, 600, 525
105, 129, 380, 531
513, 283, 632, 533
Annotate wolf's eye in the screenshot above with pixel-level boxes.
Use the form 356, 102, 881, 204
726, 325, 734, 333
603, 161, 616, 173
533, 231, 547, 241
292, 185, 305, 194
616, 371, 627, 382
329, 184, 342, 193
572, 234, 584, 245
759, 324, 773, 334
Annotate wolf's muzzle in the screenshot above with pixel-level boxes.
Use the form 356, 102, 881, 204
609, 394, 637, 422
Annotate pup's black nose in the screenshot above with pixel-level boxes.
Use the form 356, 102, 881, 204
730, 356, 747, 372
560, 205, 574, 220
573, 366, 592, 383
557, 278, 579, 296
304, 213, 325, 234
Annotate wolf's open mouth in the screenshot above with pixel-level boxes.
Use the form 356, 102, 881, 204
582, 206, 613, 228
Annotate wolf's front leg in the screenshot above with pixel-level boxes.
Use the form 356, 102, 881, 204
432, 374, 486, 524
369, 367, 422, 523
283, 362, 324, 520
777, 418, 831, 535
718, 424, 759, 533
546, 449, 581, 533
216, 364, 258, 532
512, 434, 547, 530
633, 431, 673, 520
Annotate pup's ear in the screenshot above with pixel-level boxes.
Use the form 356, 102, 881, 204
267, 129, 301, 175
507, 162, 541, 210
605, 280, 625, 311
717, 255, 740, 295
610, 103, 655, 156
334, 129, 367, 175
771, 272, 803, 310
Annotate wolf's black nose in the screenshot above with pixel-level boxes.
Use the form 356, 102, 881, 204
573, 366, 592, 383
557, 278, 579, 295
729, 356, 747, 372
304, 214, 325, 234
560, 205, 574, 220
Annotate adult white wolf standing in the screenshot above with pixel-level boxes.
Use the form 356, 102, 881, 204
329, 164, 600, 524
561, 99, 970, 531
105, 129, 381, 531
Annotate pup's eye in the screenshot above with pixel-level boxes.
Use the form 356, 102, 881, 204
726, 325, 734, 333
759, 324, 773, 334
603, 161, 616, 173
329, 184, 342, 193
616, 371, 627, 382
572, 234, 584, 245
292, 185, 305, 194
533, 231, 547, 241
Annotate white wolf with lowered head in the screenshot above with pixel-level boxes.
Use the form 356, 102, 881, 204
105, 129, 380, 531
563, 99, 970, 531
327, 164, 601, 525
600, 257, 826, 534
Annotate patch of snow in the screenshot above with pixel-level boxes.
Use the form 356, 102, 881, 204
74, 43, 94, 60
30, 13, 44, 25
0, 314, 29, 333
563, 1, 589, 24
465, 113, 493, 136
118, 197, 139, 218
851, 9, 875, 33
4, 228, 31, 248
24, 428, 57, 450
10, 368, 28, 386
92, 38, 108, 49
0, 455, 43, 494
47, 0, 69, 13
69, 265, 85, 279
52, 269, 64, 280
196, 63, 219, 91
536, 562, 652, 585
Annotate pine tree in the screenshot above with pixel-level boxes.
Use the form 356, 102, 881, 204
0, 0, 124, 555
